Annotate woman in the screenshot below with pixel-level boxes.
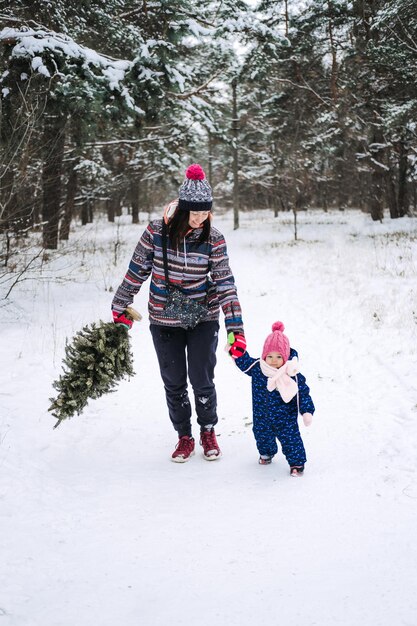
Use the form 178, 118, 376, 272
112, 164, 246, 462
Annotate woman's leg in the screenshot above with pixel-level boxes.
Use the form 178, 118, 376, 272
150, 324, 192, 437
186, 321, 219, 430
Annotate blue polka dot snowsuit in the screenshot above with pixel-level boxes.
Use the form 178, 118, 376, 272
235, 348, 315, 466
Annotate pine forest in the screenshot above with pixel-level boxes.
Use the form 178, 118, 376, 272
1, 1, 417, 256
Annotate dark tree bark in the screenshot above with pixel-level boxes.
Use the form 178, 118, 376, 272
370, 169, 384, 221
231, 77, 239, 230
397, 139, 409, 217
385, 168, 398, 219
107, 197, 115, 222
42, 111, 66, 249
130, 179, 139, 224
114, 192, 123, 217
81, 200, 88, 225
368, 118, 386, 221
0, 166, 16, 232
107, 191, 122, 222
0, 70, 18, 233
81, 197, 93, 225
60, 157, 79, 240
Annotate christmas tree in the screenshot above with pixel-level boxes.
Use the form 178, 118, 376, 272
49, 309, 140, 428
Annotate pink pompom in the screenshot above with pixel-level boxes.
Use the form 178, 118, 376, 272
186, 164, 205, 180
272, 321, 285, 332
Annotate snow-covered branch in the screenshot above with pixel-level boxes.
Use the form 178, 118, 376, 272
166, 69, 223, 100
0, 27, 132, 89
274, 78, 331, 106
84, 136, 175, 147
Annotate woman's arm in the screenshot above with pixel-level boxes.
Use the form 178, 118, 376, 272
111, 223, 155, 314
209, 230, 244, 334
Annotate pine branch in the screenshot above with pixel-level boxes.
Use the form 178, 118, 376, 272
274, 78, 331, 107
166, 70, 223, 100
85, 135, 173, 147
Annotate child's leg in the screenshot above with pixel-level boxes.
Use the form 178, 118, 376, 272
253, 416, 278, 459
275, 417, 307, 468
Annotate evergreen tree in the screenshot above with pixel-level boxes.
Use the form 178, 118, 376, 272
2, 0, 417, 235
49, 307, 140, 427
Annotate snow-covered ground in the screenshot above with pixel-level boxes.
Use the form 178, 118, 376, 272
1, 209, 417, 626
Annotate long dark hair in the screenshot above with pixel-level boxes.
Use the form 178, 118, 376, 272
167, 210, 211, 250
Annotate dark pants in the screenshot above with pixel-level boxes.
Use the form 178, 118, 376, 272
150, 321, 219, 437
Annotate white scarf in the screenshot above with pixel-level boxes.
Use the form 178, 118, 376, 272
259, 357, 299, 403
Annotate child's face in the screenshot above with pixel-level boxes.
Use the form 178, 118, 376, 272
265, 352, 284, 369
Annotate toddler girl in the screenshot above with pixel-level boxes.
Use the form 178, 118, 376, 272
232, 321, 314, 476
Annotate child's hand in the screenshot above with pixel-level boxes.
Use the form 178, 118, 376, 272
302, 413, 313, 427
227, 332, 247, 359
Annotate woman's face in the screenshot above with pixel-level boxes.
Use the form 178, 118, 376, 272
188, 211, 210, 229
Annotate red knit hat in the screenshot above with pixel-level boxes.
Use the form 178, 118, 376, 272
262, 321, 290, 362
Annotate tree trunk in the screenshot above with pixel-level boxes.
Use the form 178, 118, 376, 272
370, 169, 384, 221
88, 198, 94, 223
338, 177, 347, 211
0, 78, 17, 232
130, 180, 139, 224
368, 119, 386, 221
232, 78, 239, 230
328, 14, 339, 102
284, 0, 289, 36
0, 167, 16, 232
107, 197, 115, 222
115, 193, 122, 217
14, 137, 35, 232
81, 197, 93, 225
42, 112, 66, 249
397, 139, 409, 217
273, 193, 279, 218
60, 158, 79, 240
81, 200, 88, 225
208, 131, 213, 186
385, 169, 398, 219
107, 191, 123, 221
358, 173, 365, 210
320, 181, 328, 212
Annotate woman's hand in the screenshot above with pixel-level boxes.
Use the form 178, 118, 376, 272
228, 332, 247, 359
112, 311, 133, 329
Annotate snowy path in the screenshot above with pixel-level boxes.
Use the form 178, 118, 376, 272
1, 210, 417, 626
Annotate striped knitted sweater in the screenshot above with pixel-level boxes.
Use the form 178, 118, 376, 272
111, 219, 244, 332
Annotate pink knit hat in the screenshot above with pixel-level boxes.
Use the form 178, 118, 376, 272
262, 321, 290, 362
